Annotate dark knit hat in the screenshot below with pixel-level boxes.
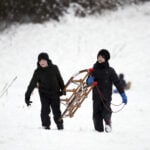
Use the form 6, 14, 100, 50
97, 49, 110, 61
38, 52, 49, 62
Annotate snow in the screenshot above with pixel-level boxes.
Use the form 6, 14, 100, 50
0, 2, 150, 150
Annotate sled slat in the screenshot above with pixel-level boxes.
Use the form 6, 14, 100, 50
60, 69, 96, 120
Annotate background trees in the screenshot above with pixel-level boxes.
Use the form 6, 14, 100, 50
0, 0, 149, 25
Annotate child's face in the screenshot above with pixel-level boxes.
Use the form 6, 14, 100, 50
97, 55, 105, 63
39, 59, 48, 68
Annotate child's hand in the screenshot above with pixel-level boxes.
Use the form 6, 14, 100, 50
25, 97, 32, 106
121, 93, 127, 104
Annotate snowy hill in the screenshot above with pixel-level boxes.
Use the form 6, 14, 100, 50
0, 2, 150, 150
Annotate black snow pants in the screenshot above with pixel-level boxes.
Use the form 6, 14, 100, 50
93, 99, 112, 132
39, 94, 63, 128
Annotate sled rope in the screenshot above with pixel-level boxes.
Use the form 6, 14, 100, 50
96, 86, 125, 113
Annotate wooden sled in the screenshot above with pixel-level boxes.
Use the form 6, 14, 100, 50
60, 69, 97, 120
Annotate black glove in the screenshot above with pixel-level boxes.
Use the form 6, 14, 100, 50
59, 90, 66, 96
25, 97, 32, 106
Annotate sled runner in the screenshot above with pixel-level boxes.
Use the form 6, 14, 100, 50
60, 69, 97, 119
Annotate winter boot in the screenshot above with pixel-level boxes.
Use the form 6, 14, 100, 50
57, 123, 64, 130
42, 126, 50, 130
105, 125, 112, 133
105, 120, 112, 133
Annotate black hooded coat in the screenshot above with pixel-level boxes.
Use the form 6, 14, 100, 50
25, 60, 65, 100
92, 61, 124, 101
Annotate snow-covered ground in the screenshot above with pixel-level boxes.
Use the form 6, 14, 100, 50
0, 2, 150, 150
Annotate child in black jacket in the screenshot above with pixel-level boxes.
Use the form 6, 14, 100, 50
25, 52, 65, 130
88, 49, 127, 133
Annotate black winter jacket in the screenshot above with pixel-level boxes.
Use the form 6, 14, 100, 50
92, 61, 124, 101
25, 62, 65, 100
